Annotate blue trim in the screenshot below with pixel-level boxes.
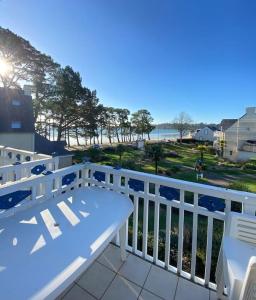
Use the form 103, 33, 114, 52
12, 162, 21, 166
128, 178, 144, 192
62, 173, 76, 186
16, 154, 21, 161
93, 171, 106, 182
0, 190, 32, 209
159, 185, 180, 201
7, 152, 12, 159
25, 156, 31, 162
199, 195, 225, 212
31, 164, 46, 175
42, 170, 53, 176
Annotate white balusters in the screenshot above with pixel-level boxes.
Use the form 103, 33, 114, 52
191, 193, 198, 280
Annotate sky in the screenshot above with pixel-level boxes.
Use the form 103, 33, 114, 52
1, 0, 256, 124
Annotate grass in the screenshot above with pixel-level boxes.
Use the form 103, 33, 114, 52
74, 143, 256, 192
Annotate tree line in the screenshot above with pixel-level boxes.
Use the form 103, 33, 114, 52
0, 27, 155, 146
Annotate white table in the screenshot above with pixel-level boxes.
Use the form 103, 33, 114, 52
0, 186, 133, 300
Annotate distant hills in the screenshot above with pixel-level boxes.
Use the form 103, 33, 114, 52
154, 122, 219, 130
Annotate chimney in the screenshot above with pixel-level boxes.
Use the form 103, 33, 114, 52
246, 107, 256, 114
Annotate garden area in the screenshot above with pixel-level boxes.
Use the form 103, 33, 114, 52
73, 141, 256, 193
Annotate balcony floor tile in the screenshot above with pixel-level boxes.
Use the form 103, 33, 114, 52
175, 278, 209, 300
144, 264, 178, 300
97, 243, 128, 272
58, 244, 217, 300
62, 284, 96, 300
118, 252, 151, 286
76, 261, 115, 299
139, 289, 164, 300
102, 274, 142, 300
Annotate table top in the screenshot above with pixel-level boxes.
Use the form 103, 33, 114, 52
0, 186, 133, 300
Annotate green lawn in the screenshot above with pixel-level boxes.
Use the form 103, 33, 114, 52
74, 142, 256, 192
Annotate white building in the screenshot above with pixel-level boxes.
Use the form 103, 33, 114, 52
193, 126, 219, 142
224, 107, 256, 162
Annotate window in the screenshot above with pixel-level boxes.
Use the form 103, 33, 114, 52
11, 121, 21, 129
12, 99, 21, 106
204, 129, 208, 135
230, 151, 233, 156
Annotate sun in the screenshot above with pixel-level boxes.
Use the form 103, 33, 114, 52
0, 58, 11, 76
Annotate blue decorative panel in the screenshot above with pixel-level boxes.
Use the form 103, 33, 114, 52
199, 195, 225, 212
0, 190, 32, 209
7, 152, 12, 159
62, 173, 76, 186
25, 156, 31, 162
93, 171, 106, 182
16, 154, 21, 161
128, 178, 144, 192
13, 162, 21, 166
31, 164, 46, 175
159, 185, 180, 201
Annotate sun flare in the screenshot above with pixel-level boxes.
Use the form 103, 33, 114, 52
0, 58, 11, 76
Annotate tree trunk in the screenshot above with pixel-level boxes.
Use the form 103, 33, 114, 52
57, 126, 62, 141
179, 131, 182, 144
100, 127, 103, 144
75, 127, 80, 146
116, 128, 120, 143
147, 132, 150, 140
155, 159, 158, 175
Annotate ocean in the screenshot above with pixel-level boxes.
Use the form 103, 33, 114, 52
67, 128, 180, 145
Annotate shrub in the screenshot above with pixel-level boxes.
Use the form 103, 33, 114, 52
86, 147, 103, 162
164, 151, 181, 158
228, 182, 250, 192
243, 159, 256, 170
122, 159, 138, 171
207, 147, 216, 155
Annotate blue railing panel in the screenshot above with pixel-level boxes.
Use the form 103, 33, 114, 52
0, 190, 32, 209
159, 185, 180, 201
128, 178, 144, 192
93, 171, 106, 182
31, 164, 46, 175
62, 173, 76, 186
199, 195, 225, 212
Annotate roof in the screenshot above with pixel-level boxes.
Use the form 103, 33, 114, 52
34, 133, 70, 155
219, 119, 237, 131
207, 125, 219, 131
0, 87, 35, 133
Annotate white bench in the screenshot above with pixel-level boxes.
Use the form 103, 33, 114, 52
216, 212, 256, 300
0, 186, 133, 300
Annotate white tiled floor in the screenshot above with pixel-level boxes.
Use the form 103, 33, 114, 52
59, 244, 218, 300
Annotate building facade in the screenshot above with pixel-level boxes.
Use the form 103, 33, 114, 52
192, 126, 219, 142
224, 107, 256, 162
0, 87, 35, 151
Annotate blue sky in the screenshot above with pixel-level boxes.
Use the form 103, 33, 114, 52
1, 0, 256, 123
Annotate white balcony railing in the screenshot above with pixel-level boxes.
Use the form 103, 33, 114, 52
0, 162, 256, 290
0, 157, 59, 185
0, 145, 59, 185
0, 145, 51, 166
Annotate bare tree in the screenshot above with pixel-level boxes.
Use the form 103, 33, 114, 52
172, 112, 192, 143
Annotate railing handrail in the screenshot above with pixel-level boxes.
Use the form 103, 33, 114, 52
0, 157, 56, 172
88, 163, 256, 204
0, 163, 83, 196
